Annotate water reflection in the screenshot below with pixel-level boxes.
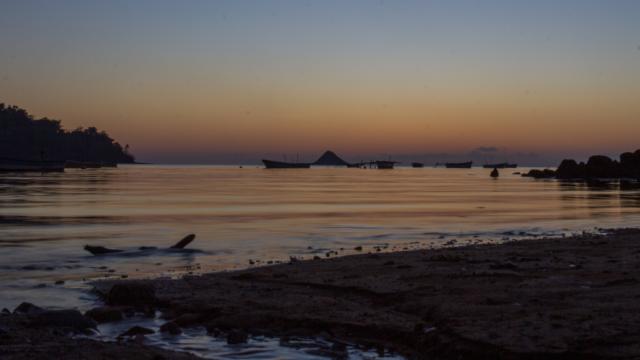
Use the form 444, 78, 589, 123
2, 166, 640, 358
1, 166, 640, 311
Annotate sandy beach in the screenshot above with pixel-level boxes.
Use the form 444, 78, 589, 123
3, 228, 640, 359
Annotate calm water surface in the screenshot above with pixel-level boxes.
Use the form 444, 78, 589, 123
1, 165, 640, 358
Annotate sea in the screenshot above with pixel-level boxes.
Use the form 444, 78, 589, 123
1, 165, 640, 359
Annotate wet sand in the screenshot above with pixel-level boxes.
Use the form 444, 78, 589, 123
4, 228, 640, 359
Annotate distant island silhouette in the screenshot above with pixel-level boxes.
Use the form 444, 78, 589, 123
0, 104, 134, 164
312, 150, 351, 166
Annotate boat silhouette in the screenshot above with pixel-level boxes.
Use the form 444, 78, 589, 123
262, 159, 311, 169
483, 162, 517, 169
444, 161, 472, 168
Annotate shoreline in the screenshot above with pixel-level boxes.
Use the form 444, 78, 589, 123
3, 228, 640, 359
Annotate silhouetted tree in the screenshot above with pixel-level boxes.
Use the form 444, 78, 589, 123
0, 103, 135, 163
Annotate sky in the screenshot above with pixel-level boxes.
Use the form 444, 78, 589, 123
1, 0, 639, 165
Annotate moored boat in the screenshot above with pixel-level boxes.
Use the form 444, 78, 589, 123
445, 161, 472, 168
0, 157, 65, 172
262, 159, 311, 169
483, 163, 517, 169
375, 161, 397, 169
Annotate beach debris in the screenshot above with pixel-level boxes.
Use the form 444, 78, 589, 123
170, 234, 196, 249
84, 234, 196, 256
85, 306, 124, 323
84, 245, 123, 255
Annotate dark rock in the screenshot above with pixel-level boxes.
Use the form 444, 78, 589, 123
0, 326, 8, 339
586, 155, 619, 178
119, 326, 155, 337
30, 310, 97, 332
84, 306, 124, 323
54, 280, 65, 285
106, 282, 156, 307
522, 169, 556, 179
556, 159, 586, 179
1, 308, 10, 315
13, 302, 44, 315
620, 150, 640, 178
550, 150, 640, 180
226, 329, 248, 344
160, 322, 182, 335
354, 246, 363, 251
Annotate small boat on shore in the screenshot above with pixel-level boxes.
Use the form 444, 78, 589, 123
262, 159, 311, 169
445, 161, 472, 169
0, 157, 65, 172
411, 162, 424, 168
483, 163, 517, 169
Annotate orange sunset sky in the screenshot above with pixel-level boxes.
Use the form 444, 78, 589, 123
1, 1, 639, 164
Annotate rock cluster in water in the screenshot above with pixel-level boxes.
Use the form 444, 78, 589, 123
523, 149, 640, 180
